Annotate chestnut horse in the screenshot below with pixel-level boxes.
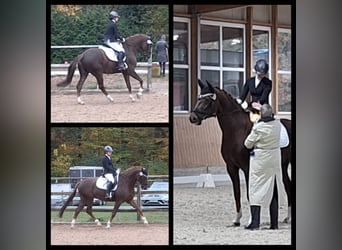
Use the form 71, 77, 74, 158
59, 166, 148, 228
56, 34, 153, 104
189, 79, 292, 226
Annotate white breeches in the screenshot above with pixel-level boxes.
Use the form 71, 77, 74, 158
104, 173, 114, 183
106, 41, 125, 53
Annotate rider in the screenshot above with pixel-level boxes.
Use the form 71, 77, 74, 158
102, 145, 117, 198
103, 11, 126, 71
237, 59, 272, 112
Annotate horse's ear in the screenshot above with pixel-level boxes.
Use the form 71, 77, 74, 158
141, 167, 148, 176
198, 79, 205, 89
206, 80, 215, 93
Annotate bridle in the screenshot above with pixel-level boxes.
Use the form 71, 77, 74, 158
192, 92, 217, 120
192, 91, 242, 120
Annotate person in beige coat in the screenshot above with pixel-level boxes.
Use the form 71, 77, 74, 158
244, 104, 282, 230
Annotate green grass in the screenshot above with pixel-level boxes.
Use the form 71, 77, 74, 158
51, 206, 168, 224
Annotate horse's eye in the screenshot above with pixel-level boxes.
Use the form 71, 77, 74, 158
197, 96, 202, 100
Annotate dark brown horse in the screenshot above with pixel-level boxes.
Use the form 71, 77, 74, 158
189, 79, 292, 226
57, 34, 153, 104
59, 166, 148, 228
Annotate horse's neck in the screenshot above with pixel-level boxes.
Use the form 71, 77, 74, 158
121, 170, 138, 188
125, 36, 144, 54
216, 94, 252, 136
216, 92, 240, 115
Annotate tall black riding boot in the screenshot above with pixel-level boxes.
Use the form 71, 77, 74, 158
269, 180, 279, 229
117, 52, 125, 71
245, 205, 261, 230
105, 182, 112, 198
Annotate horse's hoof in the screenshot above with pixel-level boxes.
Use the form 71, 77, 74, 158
233, 222, 241, 226
136, 93, 142, 99
283, 217, 290, 223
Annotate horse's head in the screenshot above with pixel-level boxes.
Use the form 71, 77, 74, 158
138, 167, 149, 190
142, 35, 153, 60
189, 79, 219, 125
190, 79, 245, 125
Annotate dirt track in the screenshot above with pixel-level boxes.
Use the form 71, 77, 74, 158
51, 223, 168, 245
173, 184, 291, 245
50, 74, 169, 123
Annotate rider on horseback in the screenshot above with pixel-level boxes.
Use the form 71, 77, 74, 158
102, 145, 117, 198
104, 11, 126, 71
236, 59, 272, 122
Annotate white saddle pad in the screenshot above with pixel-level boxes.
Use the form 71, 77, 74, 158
99, 45, 118, 61
280, 123, 289, 148
96, 176, 119, 191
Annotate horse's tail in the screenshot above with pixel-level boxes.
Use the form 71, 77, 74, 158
56, 54, 81, 87
58, 181, 80, 218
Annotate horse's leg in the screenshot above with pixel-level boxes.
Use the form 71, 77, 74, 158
94, 72, 113, 103
122, 72, 136, 102
85, 200, 101, 226
281, 153, 291, 223
126, 199, 148, 224
106, 201, 122, 229
70, 200, 86, 228
227, 165, 242, 226
127, 70, 144, 99
76, 68, 89, 105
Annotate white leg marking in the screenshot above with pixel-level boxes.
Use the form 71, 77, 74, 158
234, 209, 242, 225
77, 97, 84, 105
141, 216, 148, 224
129, 94, 136, 102
71, 219, 76, 228
136, 88, 143, 99
95, 219, 101, 226
107, 95, 114, 102
106, 221, 111, 229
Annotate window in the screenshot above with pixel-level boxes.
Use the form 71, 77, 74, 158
173, 18, 190, 111
200, 21, 245, 98
252, 26, 271, 104
277, 28, 291, 112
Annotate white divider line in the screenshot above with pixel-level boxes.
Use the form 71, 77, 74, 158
174, 172, 246, 185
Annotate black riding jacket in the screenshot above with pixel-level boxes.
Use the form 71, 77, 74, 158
104, 21, 122, 42
240, 76, 272, 105
102, 155, 117, 175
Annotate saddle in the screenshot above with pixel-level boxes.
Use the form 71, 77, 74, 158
96, 172, 120, 191
98, 45, 127, 68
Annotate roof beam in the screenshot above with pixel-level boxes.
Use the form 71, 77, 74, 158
188, 5, 247, 14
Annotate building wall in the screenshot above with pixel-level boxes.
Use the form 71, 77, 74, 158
173, 115, 225, 169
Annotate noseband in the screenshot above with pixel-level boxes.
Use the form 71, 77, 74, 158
192, 93, 217, 120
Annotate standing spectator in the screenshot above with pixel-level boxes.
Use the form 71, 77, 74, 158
155, 34, 168, 77
244, 104, 282, 230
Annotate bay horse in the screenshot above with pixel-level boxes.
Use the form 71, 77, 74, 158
59, 166, 148, 228
56, 34, 153, 105
189, 79, 292, 226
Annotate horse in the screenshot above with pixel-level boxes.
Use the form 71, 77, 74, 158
58, 166, 149, 228
56, 34, 153, 105
189, 79, 292, 226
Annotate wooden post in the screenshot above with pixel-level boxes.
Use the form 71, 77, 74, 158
147, 46, 152, 91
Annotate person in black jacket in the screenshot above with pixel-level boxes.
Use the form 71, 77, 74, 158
237, 59, 272, 111
102, 145, 117, 198
103, 11, 126, 71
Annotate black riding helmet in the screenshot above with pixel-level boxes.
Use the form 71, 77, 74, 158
254, 59, 269, 75
109, 11, 120, 20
